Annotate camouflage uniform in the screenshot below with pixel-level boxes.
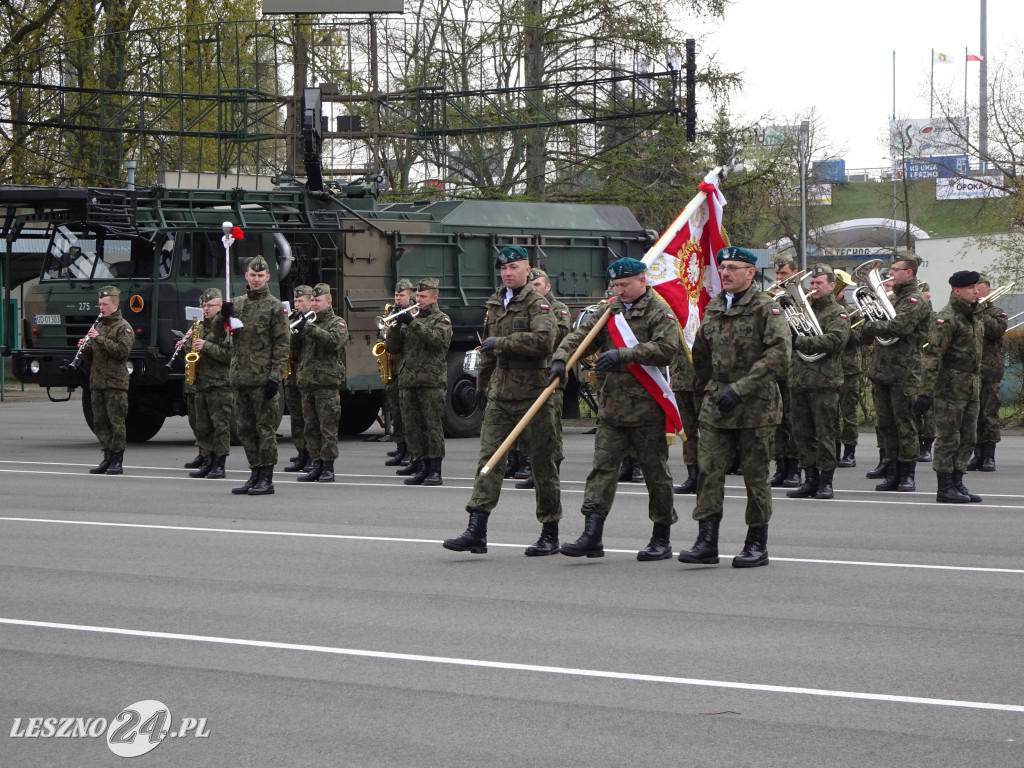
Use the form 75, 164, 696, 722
976, 300, 1008, 445
920, 292, 983, 474
555, 287, 681, 525
837, 295, 862, 450
670, 346, 701, 466
295, 305, 348, 461
466, 284, 561, 523
387, 301, 452, 461
193, 313, 233, 458
229, 283, 290, 469
285, 345, 305, 455
546, 293, 573, 462
691, 288, 791, 526
83, 308, 134, 451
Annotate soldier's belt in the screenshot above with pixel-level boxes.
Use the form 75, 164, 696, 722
715, 372, 746, 382
498, 359, 547, 369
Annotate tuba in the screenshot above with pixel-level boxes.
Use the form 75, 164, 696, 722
184, 317, 202, 386
851, 259, 898, 346
769, 271, 826, 363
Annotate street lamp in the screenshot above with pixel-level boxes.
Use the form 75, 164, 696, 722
799, 120, 809, 272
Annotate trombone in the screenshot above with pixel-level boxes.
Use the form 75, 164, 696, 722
979, 281, 1015, 305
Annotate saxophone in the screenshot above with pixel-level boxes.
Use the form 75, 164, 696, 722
184, 317, 202, 386
373, 302, 394, 385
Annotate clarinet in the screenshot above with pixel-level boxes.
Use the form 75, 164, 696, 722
66, 312, 103, 370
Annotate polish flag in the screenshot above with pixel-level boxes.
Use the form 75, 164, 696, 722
967, 51, 984, 62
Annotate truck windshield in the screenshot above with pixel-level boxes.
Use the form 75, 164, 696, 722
40, 225, 148, 281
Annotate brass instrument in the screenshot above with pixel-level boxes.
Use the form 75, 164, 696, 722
184, 317, 202, 386
66, 312, 103, 370
833, 268, 853, 300
375, 302, 419, 332
373, 341, 393, 385
851, 259, 898, 346
979, 281, 1015, 305
768, 271, 826, 363
289, 310, 316, 334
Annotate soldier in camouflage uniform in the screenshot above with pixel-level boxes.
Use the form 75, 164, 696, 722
293, 283, 348, 483
677, 247, 791, 569
769, 255, 801, 487
443, 246, 561, 556
671, 342, 702, 494
80, 285, 135, 475
967, 274, 1008, 472
835, 271, 862, 468
855, 257, 932, 492
283, 285, 314, 473
182, 374, 202, 470
384, 279, 416, 468
186, 288, 233, 479
387, 277, 452, 485
550, 257, 681, 561
914, 282, 936, 462
223, 255, 290, 495
785, 264, 850, 500
915, 271, 984, 503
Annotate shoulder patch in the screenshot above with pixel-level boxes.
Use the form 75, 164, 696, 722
559, 309, 568, 316
442, 316, 451, 324
666, 313, 676, 321
771, 308, 781, 315
125, 327, 133, 334
539, 303, 550, 311
338, 321, 346, 328
839, 313, 848, 319
909, 297, 918, 303
999, 311, 1008, 317
936, 318, 945, 324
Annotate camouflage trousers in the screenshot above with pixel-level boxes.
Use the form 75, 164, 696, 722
234, 386, 280, 468
301, 387, 341, 461
932, 396, 978, 474
915, 407, 935, 441
774, 385, 797, 459
285, 382, 305, 453
90, 388, 128, 452
694, 423, 774, 527
977, 379, 1002, 443
517, 392, 562, 465
790, 388, 839, 471
386, 381, 404, 442
580, 418, 677, 525
194, 388, 232, 457
673, 388, 702, 466
467, 398, 561, 524
838, 373, 860, 446
400, 386, 446, 460
872, 381, 919, 463
185, 391, 199, 450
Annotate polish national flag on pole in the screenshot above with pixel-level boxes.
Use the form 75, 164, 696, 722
642, 170, 729, 349
966, 50, 984, 62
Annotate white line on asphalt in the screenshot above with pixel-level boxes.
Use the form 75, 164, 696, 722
2, 516, 1024, 574
1, 617, 1021, 713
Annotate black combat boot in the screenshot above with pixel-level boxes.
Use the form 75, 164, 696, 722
727, 455, 743, 475
732, 524, 769, 568
936, 472, 970, 503
781, 457, 801, 488
384, 443, 409, 467
248, 465, 275, 495
874, 462, 898, 491
814, 468, 835, 499
395, 458, 420, 476
917, 438, 933, 462
966, 444, 983, 471
514, 456, 531, 480
189, 454, 214, 478
524, 521, 559, 556
980, 442, 996, 472
422, 458, 443, 487
385, 443, 401, 458
183, 452, 205, 469
769, 459, 787, 487
515, 462, 534, 489
443, 511, 488, 554
674, 465, 699, 494
618, 457, 633, 482
677, 517, 720, 565
866, 451, 888, 479
404, 458, 430, 485
232, 467, 259, 494
837, 444, 857, 468
504, 451, 522, 479
105, 451, 124, 475
560, 513, 605, 558
317, 460, 335, 483
298, 460, 323, 482
284, 451, 309, 473
207, 454, 226, 480
896, 461, 916, 492
89, 449, 111, 474
637, 523, 673, 561
951, 470, 982, 502
786, 467, 819, 498
630, 460, 644, 483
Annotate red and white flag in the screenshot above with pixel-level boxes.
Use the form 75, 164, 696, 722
607, 313, 683, 436
966, 50, 984, 62
643, 170, 729, 349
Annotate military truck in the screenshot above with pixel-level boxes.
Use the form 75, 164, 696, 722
2, 179, 651, 441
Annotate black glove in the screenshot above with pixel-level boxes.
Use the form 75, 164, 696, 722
913, 395, 933, 417
293, 313, 308, 332
395, 311, 415, 325
475, 389, 488, 412
548, 360, 567, 385
594, 349, 621, 372
480, 337, 497, 354
263, 380, 279, 399
715, 387, 742, 414
221, 301, 233, 319
790, 325, 798, 342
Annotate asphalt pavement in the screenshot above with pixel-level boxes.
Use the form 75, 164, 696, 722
1, 395, 1023, 767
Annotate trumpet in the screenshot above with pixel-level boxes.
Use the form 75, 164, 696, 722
979, 281, 1015, 304
289, 310, 316, 333
375, 303, 419, 331
769, 271, 826, 363
850, 259, 898, 346
65, 312, 103, 370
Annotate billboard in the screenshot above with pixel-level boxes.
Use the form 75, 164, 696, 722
936, 176, 1007, 201
890, 117, 969, 160
904, 155, 969, 180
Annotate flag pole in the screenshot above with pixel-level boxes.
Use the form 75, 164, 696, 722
477, 166, 728, 477
930, 48, 934, 118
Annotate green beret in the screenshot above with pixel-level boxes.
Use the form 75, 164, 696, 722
199, 287, 222, 304
98, 285, 120, 298
606, 257, 647, 280
293, 284, 313, 298
949, 270, 980, 288
418, 277, 439, 291
248, 255, 270, 272
528, 268, 548, 281
978, 273, 992, 286
497, 246, 530, 265
312, 283, 332, 297
809, 263, 833, 277
395, 278, 415, 292
717, 246, 758, 266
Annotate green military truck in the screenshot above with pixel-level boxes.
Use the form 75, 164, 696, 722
2, 178, 651, 441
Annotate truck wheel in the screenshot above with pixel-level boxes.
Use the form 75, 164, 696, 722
443, 353, 484, 438
339, 392, 382, 435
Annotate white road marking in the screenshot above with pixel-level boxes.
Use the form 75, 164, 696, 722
2, 516, 1023, 574
1, 617, 1021, 713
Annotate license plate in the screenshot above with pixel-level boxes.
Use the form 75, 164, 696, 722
34, 314, 61, 325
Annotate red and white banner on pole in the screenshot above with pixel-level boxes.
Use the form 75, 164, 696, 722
643, 170, 729, 349
606, 313, 683, 436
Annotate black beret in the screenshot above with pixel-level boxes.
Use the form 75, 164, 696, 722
949, 270, 980, 288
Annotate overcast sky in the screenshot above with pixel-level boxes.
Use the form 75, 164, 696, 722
688, 0, 1023, 171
